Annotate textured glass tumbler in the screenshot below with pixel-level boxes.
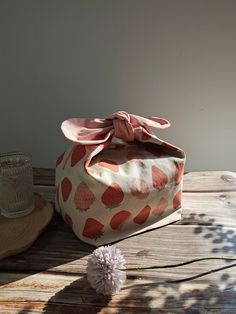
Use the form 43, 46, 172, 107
0, 152, 34, 218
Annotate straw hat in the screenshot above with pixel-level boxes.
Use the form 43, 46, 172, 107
0, 193, 53, 260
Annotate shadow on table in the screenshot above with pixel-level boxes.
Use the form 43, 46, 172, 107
42, 213, 236, 313
118, 269, 236, 313
116, 213, 236, 313
179, 212, 236, 256
4, 212, 236, 313
43, 276, 111, 314
0, 212, 93, 287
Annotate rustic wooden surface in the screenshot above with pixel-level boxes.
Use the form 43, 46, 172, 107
0, 169, 236, 313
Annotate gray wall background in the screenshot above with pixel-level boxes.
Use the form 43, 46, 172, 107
1, 0, 236, 172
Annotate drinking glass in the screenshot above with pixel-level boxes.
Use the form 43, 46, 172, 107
0, 152, 34, 218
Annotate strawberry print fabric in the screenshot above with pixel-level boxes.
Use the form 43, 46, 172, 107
55, 111, 185, 246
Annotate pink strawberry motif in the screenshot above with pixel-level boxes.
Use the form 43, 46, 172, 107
74, 182, 95, 210
101, 183, 124, 207
71, 145, 86, 167
153, 197, 168, 216
61, 177, 72, 202
98, 159, 119, 172
131, 179, 149, 199
83, 218, 104, 239
56, 152, 65, 167
173, 161, 184, 186
152, 165, 168, 190
110, 210, 131, 230
133, 205, 151, 224
173, 191, 182, 209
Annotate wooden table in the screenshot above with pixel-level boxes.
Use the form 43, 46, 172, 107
0, 170, 236, 313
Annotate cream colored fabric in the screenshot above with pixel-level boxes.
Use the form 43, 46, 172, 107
55, 112, 185, 246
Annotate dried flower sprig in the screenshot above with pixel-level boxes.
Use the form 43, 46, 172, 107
86, 245, 126, 296
86, 245, 236, 296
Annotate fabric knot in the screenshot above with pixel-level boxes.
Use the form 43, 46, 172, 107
61, 111, 170, 145
106, 111, 134, 142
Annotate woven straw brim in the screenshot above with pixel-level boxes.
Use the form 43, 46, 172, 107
0, 193, 53, 260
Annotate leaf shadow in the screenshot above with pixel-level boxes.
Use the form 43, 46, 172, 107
115, 213, 236, 312
181, 212, 236, 255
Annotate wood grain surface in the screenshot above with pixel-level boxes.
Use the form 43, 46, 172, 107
0, 169, 236, 313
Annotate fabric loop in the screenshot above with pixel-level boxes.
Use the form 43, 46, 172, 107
61, 111, 170, 144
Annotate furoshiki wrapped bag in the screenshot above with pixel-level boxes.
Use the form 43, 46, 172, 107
55, 111, 185, 246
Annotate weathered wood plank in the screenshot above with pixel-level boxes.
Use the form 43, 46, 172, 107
1, 171, 236, 313
33, 168, 55, 186
183, 171, 236, 192
181, 191, 236, 226
1, 221, 235, 275
0, 191, 235, 274
33, 169, 236, 196
0, 266, 236, 312
0, 303, 130, 314
33, 185, 56, 203
0, 301, 149, 314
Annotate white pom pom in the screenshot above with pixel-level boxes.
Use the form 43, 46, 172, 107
87, 245, 126, 295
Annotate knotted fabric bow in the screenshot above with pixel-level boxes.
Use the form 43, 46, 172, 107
61, 111, 170, 145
